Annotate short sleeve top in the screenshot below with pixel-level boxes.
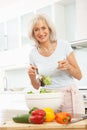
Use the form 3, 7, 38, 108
29, 39, 74, 88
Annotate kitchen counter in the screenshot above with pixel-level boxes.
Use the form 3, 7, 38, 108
0, 119, 87, 130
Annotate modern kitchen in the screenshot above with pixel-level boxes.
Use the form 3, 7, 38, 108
0, 0, 87, 129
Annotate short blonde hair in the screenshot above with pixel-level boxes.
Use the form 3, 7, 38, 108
28, 14, 57, 45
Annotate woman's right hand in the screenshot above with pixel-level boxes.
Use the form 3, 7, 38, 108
28, 64, 37, 80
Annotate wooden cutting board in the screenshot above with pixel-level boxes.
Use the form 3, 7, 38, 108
0, 119, 87, 130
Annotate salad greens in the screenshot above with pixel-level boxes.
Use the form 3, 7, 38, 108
27, 88, 52, 94
27, 91, 34, 94
39, 88, 51, 93
40, 75, 51, 86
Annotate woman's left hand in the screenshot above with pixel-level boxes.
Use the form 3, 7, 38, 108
58, 59, 71, 70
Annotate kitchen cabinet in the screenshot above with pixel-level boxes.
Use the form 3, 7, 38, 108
0, 18, 20, 52
36, 5, 52, 19
54, 0, 76, 41
55, 0, 87, 42
0, 12, 34, 52
0, 23, 7, 51
21, 12, 34, 46
75, 0, 87, 40
6, 18, 19, 50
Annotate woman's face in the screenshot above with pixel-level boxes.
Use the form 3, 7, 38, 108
33, 19, 50, 44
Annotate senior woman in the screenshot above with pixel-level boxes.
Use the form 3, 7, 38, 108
28, 14, 85, 115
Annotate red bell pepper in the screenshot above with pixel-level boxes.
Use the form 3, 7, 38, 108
31, 109, 46, 117
29, 109, 46, 124
29, 107, 38, 114
29, 115, 45, 124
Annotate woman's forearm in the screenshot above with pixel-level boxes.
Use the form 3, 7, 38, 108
30, 77, 40, 89
67, 64, 82, 80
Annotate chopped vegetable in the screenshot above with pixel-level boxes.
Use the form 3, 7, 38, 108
27, 88, 53, 94
40, 88, 51, 93
27, 91, 33, 94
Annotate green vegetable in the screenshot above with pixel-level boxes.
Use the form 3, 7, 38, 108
27, 91, 33, 94
40, 88, 51, 93
12, 114, 30, 123
40, 75, 51, 85
29, 107, 38, 114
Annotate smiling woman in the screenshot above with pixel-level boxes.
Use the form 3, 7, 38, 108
27, 13, 85, 115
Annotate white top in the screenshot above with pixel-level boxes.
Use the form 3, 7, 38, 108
29, 39, 75, 89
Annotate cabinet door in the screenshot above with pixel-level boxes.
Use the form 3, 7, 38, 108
21, 12, 34, 46
54, 1, 76, 42
7, 18, 19, 50
0, 23, 7, 51
36, 5, 52, 19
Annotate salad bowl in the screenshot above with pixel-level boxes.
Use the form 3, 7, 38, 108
25, 89, 64, 111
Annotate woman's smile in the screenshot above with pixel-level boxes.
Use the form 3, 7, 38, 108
33, 20, 50, 43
